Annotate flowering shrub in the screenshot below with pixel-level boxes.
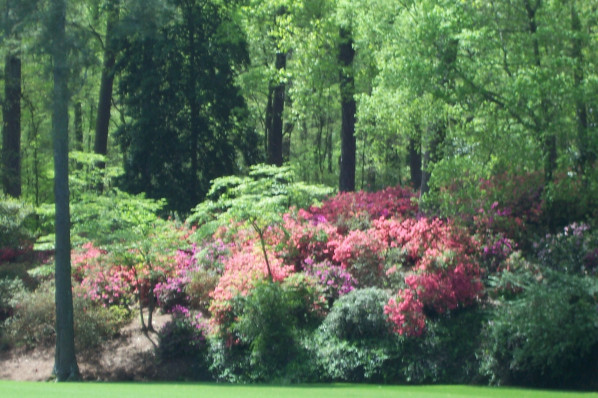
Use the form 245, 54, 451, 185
307, 186, 417, 234
304, 259, 356, 306
209, 229, 294, 326
329, 228, 385, 287
381, 218, 483, 336
533, 222, 598, 275
279, 210, 340, 270
157, 305, 209, 361
73, 242, 137, 307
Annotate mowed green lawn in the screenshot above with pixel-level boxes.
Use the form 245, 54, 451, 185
1, 382, 597, 398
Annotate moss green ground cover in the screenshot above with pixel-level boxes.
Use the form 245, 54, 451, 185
1, 382, 597, 398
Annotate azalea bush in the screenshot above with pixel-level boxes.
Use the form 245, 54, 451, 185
379, 217, 483, 336
34, 170, 594, 386
156, 305, 209, 362
533, 222, 598, 275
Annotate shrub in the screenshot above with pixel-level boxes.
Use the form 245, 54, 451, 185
307, 186, 417, 233
320, 287, 391, 341
4, 281, 131, 350
156, 305, 208, 365
480, 267, 598, 388
533, 222, 598, 275
304, 259, 356, 307
0, 197, 35, 263
330, 229, 386, 287
310, 332, 398, 382
392, 308, 486, 384
381, 218, 483, 336
312, 288, 399, 383
0, 278, 25, 325
221, 276, 323, 381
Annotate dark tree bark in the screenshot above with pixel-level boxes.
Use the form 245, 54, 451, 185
2, 52, 21, 198
74, 101, 83, 151
50, 0, 80, 382
93, 0, 119, 169
338, 27, 356, 192
408, 137, 422, 190
420, 124, 445, 201
267, 51, 286, 166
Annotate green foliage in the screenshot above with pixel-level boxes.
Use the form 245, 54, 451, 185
115, 0, 253, 213
310, 332, 397, 382
311, 287, 396, 382
320, 287, 391, 341
3, 281, 131, 351
70, 188, 165, 246
0, 278, 25, 330
313, 292, 485, 384
228, 276, 323, 381
395, 309, 486, 384
481, 267, 598, 388
187, 164, 333, 240
0, 197, 35, 260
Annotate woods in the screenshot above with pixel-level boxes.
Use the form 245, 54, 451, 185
0, 0, 597, 387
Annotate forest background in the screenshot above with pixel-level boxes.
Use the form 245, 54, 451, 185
1, 0, 598, 388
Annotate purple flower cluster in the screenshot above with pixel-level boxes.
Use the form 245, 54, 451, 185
305, 259, 356, 304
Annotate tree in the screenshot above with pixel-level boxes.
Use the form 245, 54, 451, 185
1, 0, 22, 198
93, 0, 120, 171
338, 26, 355, 192
50, 0, 80, 381
116, 0, 251, 213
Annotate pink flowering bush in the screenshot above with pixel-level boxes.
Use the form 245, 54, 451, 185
72, 242, 137, 307
329, 228, 386, 287
380, 218, 483, 336
304, 259, 356, 306
209, 228, 294, 327
279, 210, 340, 270
308, 186, 417, 232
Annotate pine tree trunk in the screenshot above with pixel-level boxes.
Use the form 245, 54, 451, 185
2, 52, 21, 198
268, 51, 286, 166
51, 0, 80, 381
408, 137, 422, 190
338, 27, 356, 192
93, 0, 119, 170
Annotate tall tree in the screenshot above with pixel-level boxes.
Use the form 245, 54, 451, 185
2, 0, 22, 198
117, 0, 250, 212
93, 0, 120, 170
338, 26, 355, 192
50, 0, 80, 381
267, 48, 286, 166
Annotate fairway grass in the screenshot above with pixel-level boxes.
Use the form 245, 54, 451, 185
1, 382, 597, 398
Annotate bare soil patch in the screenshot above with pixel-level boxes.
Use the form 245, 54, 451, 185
0, 312, 192, 381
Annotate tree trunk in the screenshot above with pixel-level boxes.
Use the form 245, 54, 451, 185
51, 0, 80, 382
408, 137, 422, 190
268, 51, 286, 166
419, 124, 445, 208
2, 52, 21, 198
74, 101, 83, 151
570, 3, 593, 173
93, 0, 119, 169
338, 27, 356, 192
